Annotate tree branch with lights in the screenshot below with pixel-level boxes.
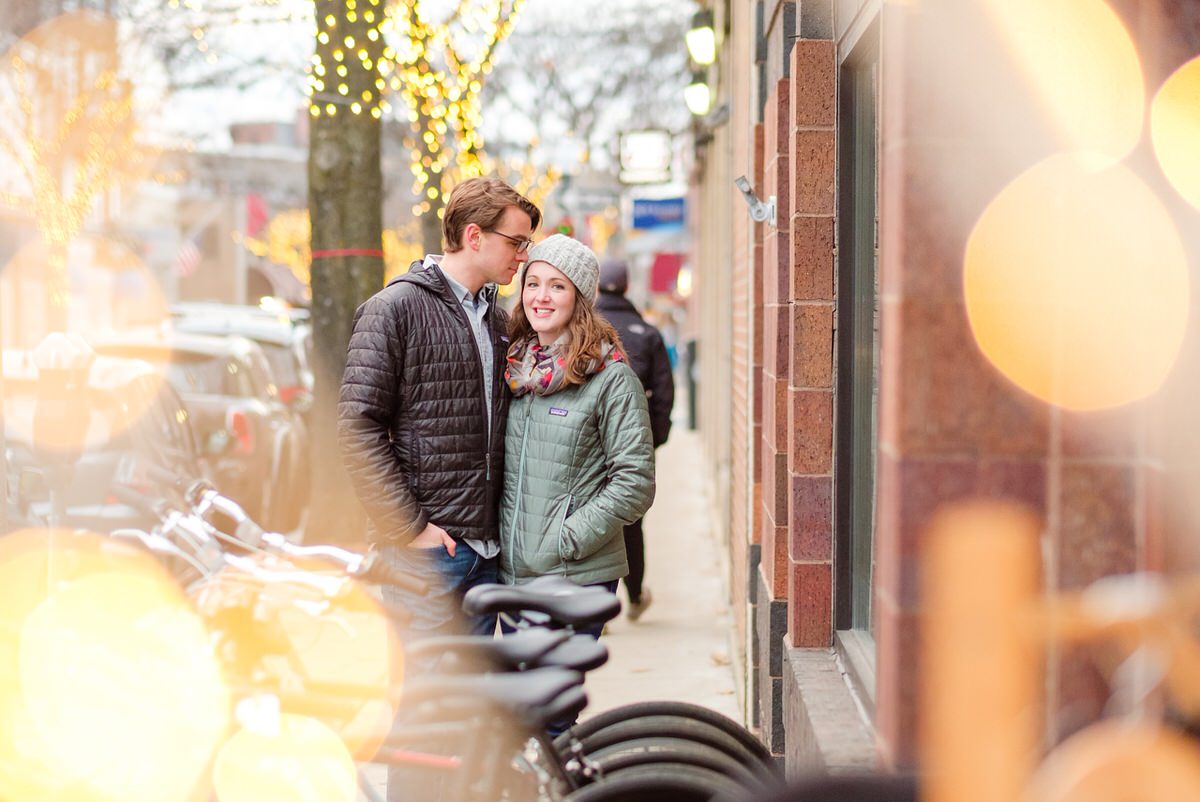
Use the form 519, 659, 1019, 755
383, 0, 525, 250
0, 12, 149, 322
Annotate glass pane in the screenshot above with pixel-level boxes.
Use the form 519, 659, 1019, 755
836, 46, 880, 635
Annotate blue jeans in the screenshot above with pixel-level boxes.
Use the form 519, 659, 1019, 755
379, 543, 497, 802
379, 542, 498, 639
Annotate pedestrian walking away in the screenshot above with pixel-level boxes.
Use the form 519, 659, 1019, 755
596, 257, 675, 622
338, 177, 540, 640
500, 234, 656, 731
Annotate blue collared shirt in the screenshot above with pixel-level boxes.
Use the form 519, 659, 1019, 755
432, 256, 495, 431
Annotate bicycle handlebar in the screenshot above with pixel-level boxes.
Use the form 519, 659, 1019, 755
184, 480, 428, 595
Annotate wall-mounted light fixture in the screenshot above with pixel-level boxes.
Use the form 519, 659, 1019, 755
734, 175, 776, 226
686, 9, 716, 66
685, 69, 712, 116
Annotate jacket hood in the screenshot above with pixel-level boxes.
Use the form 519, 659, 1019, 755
597, 291, 640, 316
393, 259, 498, 305
391, 259, 438, 290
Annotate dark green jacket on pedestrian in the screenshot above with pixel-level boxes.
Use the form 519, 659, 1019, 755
500, 361, 655, 585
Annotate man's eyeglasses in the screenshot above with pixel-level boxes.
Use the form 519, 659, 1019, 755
487, 229, 534, 253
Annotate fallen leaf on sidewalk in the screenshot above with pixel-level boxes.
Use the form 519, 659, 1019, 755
710, 650, 730, 666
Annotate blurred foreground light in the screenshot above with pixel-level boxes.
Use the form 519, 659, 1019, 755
685, 71, 712, 116
0, 234, 169, 340
0, 235, 170, 452
213, 715, 357, 802
983, 0, 1144, 165
1151, 55, 1200, 213
0, 529, 229, 802
1027, 720, 1200, 800
200, 557, 402, 759
964, 153, 1189, 411
31, 331, 93, 373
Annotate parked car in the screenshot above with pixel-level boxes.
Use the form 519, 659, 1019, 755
168, 306, 314, 414
3, 349, 207, 534
91, 330, 308, 533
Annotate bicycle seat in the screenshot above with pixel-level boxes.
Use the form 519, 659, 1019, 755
540, 683, 589, 729
405, 628, 571, 671
402, 666, 585, 731
462, 575, 622, 628
538, 634, 609, 672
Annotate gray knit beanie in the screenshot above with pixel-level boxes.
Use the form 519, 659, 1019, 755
526, 234, 599, 304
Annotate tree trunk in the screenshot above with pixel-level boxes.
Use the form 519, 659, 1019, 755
419, 203, 442, 255
305, 0, 385, 546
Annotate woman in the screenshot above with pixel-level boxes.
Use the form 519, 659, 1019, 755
499, 234, 656, 636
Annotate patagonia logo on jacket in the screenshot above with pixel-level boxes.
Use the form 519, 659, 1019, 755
549, 407, 569, 417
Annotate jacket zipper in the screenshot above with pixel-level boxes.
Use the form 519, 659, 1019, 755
508, 398, 533, 576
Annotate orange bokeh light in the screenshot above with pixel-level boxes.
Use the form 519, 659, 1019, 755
1151, 55, 1200, 213
213, 715, 358, 802
0, 529, 229, 802
196, 558, 403, 759
964, 153, 1189, 411
0, 233, 170, 346
983, 0, 1144, 165
1, 234, 171, 455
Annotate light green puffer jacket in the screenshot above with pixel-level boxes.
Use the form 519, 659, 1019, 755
500, 360, 655, 586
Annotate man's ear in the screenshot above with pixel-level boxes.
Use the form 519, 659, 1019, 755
463, 222, 482, 251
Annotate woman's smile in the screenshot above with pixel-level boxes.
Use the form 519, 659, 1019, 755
522, 261, 577, 345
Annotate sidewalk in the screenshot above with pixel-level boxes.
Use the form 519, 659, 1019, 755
581, 427, 741, 722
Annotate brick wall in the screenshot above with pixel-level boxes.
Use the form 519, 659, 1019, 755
723, 0, 1200, 776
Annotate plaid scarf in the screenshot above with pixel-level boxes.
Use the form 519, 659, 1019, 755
505, 334, 623, 397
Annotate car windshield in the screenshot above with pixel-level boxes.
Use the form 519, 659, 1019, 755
164, 356, 238, 396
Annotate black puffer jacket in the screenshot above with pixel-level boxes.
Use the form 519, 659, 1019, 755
596, 291, 675, 448
338, 262, 509, 545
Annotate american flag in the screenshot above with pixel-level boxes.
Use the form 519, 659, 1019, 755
174, 236, 201, 278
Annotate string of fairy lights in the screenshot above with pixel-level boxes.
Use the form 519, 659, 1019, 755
305, 0, 532, 218
1, 37, 142, 307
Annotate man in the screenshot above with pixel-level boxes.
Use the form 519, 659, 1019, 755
338, 177, 540, 638
596, 257, 675, 621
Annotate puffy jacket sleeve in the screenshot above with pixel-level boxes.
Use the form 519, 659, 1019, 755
559, 366, 656, 562
337, 293, 428, 542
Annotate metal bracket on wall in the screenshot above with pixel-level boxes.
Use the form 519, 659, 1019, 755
734, 175, 777, 227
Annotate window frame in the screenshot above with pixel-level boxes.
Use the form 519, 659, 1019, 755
833, 12, 881, 710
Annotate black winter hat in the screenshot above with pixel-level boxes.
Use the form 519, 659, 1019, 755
598, 258, 629, 294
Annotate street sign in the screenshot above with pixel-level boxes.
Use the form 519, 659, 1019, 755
632, 197, 686, 229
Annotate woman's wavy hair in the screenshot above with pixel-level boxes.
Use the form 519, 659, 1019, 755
509, 283, 626, 388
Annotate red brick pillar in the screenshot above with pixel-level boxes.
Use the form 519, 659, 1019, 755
785, 39, 836, 649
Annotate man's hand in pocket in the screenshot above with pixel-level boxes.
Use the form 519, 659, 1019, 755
408, 522, 456, 556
